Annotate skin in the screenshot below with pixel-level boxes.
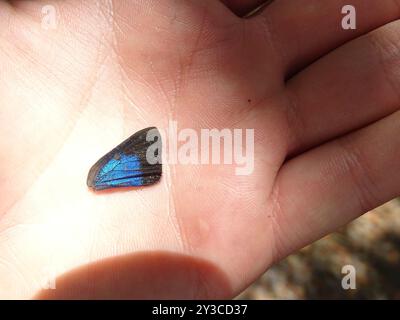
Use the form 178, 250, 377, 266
0, 0, 399, 299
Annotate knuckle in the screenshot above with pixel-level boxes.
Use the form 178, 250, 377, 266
337, 136, 379, 213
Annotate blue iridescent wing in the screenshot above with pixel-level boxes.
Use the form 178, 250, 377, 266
87, 127, 162, 190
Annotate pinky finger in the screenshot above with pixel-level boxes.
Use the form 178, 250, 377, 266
272, 110, 400, 256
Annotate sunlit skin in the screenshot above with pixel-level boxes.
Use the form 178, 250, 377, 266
0, 0, 399, 299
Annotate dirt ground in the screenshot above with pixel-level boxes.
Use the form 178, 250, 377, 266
238, 199, 400, 299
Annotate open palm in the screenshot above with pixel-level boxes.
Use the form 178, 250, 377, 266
0, 0, 399, 299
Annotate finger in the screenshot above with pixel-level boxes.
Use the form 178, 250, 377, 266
254, 0, 400, 76
286, 19, 400, 155
272, 110, 400, 258
220, 0, 271, 17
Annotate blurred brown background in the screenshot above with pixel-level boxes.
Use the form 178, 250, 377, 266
238, 199, 400, 299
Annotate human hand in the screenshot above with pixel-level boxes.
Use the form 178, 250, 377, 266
0, 0, 399, 299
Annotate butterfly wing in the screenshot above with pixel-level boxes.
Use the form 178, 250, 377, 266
87, 127, 162, 190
